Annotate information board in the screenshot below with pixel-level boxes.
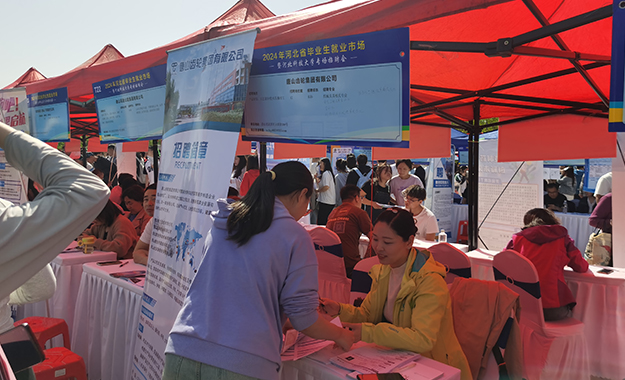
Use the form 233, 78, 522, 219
609, 0, 625, 132
0, 88, 29, 134
244, 28, 410, 147
0, 149, 27, 204
584, 158, 611, 192
424, 155, 454, 239
93, 64, 166, 142
27, 87, 70, 142
478, 140, 543, 251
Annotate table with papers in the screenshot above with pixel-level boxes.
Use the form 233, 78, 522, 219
15, 242, 117, 345
71, 259, 145, 380
281, 341, 461, 380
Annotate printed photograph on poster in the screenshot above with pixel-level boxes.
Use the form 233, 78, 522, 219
92, 64, 166, 142
27, 87, 70, 142
244, 28, 410, 147
0, 88, 29, 134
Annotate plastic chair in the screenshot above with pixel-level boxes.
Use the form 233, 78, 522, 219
349, 256, 379, 306
429, 243, 472, 285
14, 317, 70, 351
32, 347, 87, 380
306, 226, 351, 304
493, 250, 589, 380
457, 220, 468, 244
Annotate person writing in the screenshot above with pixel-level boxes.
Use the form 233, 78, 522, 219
133, 184, 157, 265
164, 161, 353, 380
402, 185, 438, 241
505, 208, 588, 320
320, 208, 471, 380
81, 200, 138, 259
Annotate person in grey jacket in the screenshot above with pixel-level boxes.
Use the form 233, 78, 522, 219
0, 122, 110, 301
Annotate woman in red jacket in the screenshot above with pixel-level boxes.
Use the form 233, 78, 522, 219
239, 155, 260, 197
506, 208, 588, 321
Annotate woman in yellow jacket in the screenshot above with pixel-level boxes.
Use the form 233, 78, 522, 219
321, 208, 471, 380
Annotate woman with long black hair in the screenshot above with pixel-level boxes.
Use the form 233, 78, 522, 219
316, 157, 336, 225
164, 161, 353, 380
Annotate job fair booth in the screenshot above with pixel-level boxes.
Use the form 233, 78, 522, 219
1, 0, 624, 379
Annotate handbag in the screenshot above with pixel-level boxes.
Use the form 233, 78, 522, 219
584, 230, 612, 266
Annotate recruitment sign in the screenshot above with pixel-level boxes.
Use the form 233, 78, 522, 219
27, 87, 70, 142
131, 30, 258, 380
609, 0, 625, 132
93, 64, 167, 142
244, 28, 410, 147
0, 88, 29, 134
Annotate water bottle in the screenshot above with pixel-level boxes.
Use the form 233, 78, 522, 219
438, 229, 447, 243
81, 236, 96, 254
562, 201, 568, 214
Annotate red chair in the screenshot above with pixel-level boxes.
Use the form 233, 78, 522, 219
14, 317, 70, 351
32, 347, 87, 380
457, 220, 468, 244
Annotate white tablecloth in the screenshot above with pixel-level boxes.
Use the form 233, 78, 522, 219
15, 243, 116, 347
281, 342, 461, 380
449, 204, 594, 252
465, 249, 625, 380
72, 260, 144, 380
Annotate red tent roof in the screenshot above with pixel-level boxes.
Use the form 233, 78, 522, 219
3, 67, 46, 89
67, 44, 125, 72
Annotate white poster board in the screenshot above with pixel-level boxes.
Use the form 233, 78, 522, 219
131, 30, 258, 380
0, 88, 29, 134
424, 154, 453, 239
478, 140, 543, 251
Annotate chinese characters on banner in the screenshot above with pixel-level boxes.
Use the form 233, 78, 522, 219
244, 28, 410, 147
27, 87, 70, 142
478, 140, 543, 251
130, 30, 258, 380
93, 64, 167, 142
583, 158, 611, 193
0, 88, 29, 134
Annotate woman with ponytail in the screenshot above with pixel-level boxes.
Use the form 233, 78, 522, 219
164, 161, 353, 380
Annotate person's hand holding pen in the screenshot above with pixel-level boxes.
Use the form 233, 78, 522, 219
319, 297, 340, 317
119, 261, 129, 268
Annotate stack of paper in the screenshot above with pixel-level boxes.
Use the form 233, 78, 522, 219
281, 317, 342, 361
330, 345, 420, 374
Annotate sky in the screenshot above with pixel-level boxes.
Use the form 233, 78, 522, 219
1, 0, 321, 89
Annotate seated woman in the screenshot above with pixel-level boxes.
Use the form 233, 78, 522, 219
81, 200, 138, 259
402, 185, 438, 241
505, 208, 589, 321
122, 185, 151, 236
320, 208, 471, 380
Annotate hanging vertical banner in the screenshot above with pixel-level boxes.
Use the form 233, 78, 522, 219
583, 158, 612, 192
0, 88, 29, 134
244, 28, 410, 147
609, 0, 625, 132
424, 153, 454, 240
27, 87, 70, 142
93, 65, 167, 142
478, 140, 543, 251
131, 30, 258, 380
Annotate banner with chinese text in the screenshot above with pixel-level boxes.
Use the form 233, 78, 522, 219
130, 30, 257, 380
244, 28, 410, 147
0, 88, 29, 134
93, 65, 167, 142
27, 87, 70, 142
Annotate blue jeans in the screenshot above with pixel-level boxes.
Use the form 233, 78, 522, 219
162, 354, 262, 380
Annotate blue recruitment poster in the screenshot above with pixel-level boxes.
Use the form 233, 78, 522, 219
244, 28, 410, 147
424, 154, 454, 240
583, 158, 611, 192
131, 30, 258, 380
478, 140, 543, 251
0, 88, 29, 134
0, 150, 27, 205
27, 87, 70, 142
609, 0, 625, 132
92, 64, 167, 142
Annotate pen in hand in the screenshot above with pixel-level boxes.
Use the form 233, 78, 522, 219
119, 261, 129, 268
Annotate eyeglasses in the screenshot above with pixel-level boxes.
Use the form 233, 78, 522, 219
404, 197, 418, 204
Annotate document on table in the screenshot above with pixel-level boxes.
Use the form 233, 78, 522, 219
400, 362, 444, 380
330, 345, 420, 374
281, 317, 341, 361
